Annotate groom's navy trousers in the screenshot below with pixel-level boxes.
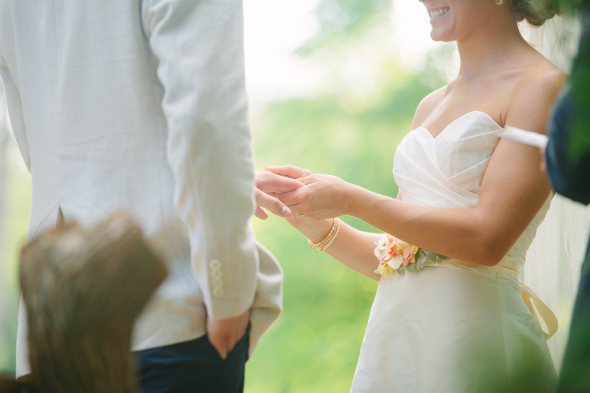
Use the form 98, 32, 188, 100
137, 324, 250, 393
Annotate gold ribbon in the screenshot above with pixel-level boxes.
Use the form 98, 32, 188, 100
432, 257, 558, 341
519, 281, 558, 340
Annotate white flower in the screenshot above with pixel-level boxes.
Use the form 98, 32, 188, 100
374, 233, 419, 275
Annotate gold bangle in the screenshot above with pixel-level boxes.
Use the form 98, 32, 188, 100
308, 218, 339, 252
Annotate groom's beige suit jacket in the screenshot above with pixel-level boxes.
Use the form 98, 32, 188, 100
0, 0, 283, 378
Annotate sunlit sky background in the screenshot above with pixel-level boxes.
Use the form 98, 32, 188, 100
243, 0, 437, 105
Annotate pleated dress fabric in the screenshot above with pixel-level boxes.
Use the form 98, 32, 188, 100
351, 112, 557, 393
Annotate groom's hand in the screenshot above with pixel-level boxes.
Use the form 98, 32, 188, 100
265, 165, 312, 179
207, 309, 250, 360
254, 171, 305, 220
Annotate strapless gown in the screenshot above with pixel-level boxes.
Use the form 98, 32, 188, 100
351, 111, 557, 392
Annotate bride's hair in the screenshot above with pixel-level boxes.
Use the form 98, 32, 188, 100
511, 0, 561, 26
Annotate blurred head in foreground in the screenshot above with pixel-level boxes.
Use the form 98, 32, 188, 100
19, 212, 167, 393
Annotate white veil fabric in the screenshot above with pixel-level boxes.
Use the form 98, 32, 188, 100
519, 16, 590, 371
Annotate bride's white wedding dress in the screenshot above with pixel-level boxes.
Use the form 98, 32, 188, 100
351, 111, 557, 392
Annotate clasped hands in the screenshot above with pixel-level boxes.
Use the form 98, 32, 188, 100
255, 165, 354, 221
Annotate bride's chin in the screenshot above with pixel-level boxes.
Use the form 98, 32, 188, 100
429, 28, 454, 43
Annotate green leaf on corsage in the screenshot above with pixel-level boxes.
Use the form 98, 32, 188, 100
374, 233, 448, 276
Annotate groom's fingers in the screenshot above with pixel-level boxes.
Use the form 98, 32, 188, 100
207, 310, 249, 360
265, 165, 312, 179
254, 206, 269, 220
256, 171, 304, 193
254, 188, 291, 218
267, 175, 304, 193
296, 175, 315, 185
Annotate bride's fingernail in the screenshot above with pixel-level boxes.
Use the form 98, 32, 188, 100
281, 206, 291, 216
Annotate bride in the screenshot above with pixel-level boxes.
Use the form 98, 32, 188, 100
263, 0, 567, 391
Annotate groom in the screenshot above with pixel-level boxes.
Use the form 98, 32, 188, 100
0, 0, 300, 391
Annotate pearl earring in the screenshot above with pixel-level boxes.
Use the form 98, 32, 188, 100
496, 0, 503, 4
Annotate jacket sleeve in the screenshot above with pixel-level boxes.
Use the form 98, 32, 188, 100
141, 0, 258, 320
546, 11, 590, 206
546, 85, 590, 206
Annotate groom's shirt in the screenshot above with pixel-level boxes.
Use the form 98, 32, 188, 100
0, 0, 282, 378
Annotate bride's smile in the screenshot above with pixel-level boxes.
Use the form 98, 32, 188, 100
428, 7, 450, 22
420, 0, 510, 43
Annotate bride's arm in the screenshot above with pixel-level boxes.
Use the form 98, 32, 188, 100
277, 68, 564, 267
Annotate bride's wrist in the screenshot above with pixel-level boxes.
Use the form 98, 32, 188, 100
295, 217, 334, 244
346, 184, 372, 218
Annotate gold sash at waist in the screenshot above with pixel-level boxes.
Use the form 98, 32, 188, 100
430, 257, 558, 341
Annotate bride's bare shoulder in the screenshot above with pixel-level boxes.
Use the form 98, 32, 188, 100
505, 62, 567, 133
516, 60, 566, 93
411, 86, 447, 130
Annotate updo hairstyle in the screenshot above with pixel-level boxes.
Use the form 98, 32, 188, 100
511, 0, 561, 26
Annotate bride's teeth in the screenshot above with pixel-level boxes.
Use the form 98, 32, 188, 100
429, 8, 449, 19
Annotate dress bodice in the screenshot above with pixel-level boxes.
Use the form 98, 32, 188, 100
393, 110, 551, 264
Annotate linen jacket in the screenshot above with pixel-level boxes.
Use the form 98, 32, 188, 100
0, 0, 283, 378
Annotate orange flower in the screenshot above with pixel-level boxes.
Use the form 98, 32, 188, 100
374, 234, 419, 275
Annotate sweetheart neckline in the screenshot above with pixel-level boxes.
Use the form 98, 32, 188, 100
414, 110, 503, 141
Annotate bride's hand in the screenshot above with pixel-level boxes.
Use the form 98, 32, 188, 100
278, 174, 357, 219
265, 165, 344, 242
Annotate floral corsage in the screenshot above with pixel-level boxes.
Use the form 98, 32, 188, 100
374, 234, 448, 276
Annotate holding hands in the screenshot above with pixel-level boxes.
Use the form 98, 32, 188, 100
254, 166, 384, 281
255, 165, 356, 221
266, 166, 355, 219
253, 170, 305, 219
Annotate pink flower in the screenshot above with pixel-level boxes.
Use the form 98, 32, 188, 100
402, 251, 415, 266
387, 244, 400, 257
374, 234, 419, 275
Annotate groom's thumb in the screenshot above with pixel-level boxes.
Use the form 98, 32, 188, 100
217, 343, 228, 360
208, 333, 229, 360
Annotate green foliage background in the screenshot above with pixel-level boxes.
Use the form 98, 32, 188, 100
241, 2, 447, 390
244, 74, 435, 392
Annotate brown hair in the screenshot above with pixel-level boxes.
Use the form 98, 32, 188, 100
511, 0, 561, 26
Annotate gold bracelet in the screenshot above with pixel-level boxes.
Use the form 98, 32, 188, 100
308, 218, 339, 252
322, 221, 341, 251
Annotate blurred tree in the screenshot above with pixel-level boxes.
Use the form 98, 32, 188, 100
245, 60, 441, 393
297, 0, 391, 55
244, 2, 451, 391
0, 80, 13, 374
0, 83, 6, 260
